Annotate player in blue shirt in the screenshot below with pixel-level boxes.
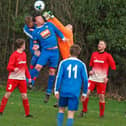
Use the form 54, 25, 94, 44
23, 16, 40, 70
54, 44, 88, 126
30, 15, 68, 103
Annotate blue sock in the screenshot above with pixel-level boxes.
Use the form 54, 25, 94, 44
46, 75, 55, 94
57, 112, 64, 126
30, 55, 39, 67
66, 118, 74, 126
30, 68, 39, 86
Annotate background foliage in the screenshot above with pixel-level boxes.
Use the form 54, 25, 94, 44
0, 0, 126, 96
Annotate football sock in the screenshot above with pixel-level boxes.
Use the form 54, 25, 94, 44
30, 55, 39, 68
23, 99, 30, 116
57, 112, 64, 126
82, 97, 89, 112
99, 102, 105, 117
0, 96, 8, 112
66, 118, 74, 126
46, 75, 55, 94
30, 68, 39, 80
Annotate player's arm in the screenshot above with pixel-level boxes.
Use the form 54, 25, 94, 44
108, 53, 116, 70
48, 22, 66, 41
48, 17, 67, 33
106, 54, 116, 83
43, 11, 66, 32
54, 61, 64, 99
7, 53, 16, 72
23, 25, 33, 39
32, 31, 40, 51
81, 63, 88, 96
89, 53, 94, 75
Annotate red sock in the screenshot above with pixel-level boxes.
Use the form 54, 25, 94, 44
0, 96, 8, 112
99, 102, 105, 117
82, 97, 89, 112
23, 99, 30, 116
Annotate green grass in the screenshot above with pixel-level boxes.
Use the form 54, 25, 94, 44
0, 86, 126, 126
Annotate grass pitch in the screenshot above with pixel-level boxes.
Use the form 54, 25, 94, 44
0, 86, 126, 126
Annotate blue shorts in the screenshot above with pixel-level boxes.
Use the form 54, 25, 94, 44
37, 48, 59, 68
59, 96, 79, 111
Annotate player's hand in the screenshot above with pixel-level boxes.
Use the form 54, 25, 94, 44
55, 92, 59, 100
104, 77, 108, 84
14, 67, 19, 72
34, 50, 40, 56
81, 96, 87, 102
89, 70, 94, 75
29, 28, 34, 31
62, 37, 70, 42
28, 79, 32, 83
32, 45, 39, 51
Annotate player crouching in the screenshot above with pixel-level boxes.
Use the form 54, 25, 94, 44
0, 39, 32, 117
54, 44, 88, 126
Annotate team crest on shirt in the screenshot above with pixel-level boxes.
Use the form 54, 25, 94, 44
40, 29, 51, 39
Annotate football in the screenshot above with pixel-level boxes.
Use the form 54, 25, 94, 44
34, 0, 45, 11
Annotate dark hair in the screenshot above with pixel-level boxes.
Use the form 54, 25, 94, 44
25, 16, 33, 25
70, 44, 81, 57
15, 39, 25, 49
32, 11, 46, 22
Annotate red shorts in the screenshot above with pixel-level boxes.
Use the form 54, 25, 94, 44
88, 80, 107, 94
6, 79, 27, 93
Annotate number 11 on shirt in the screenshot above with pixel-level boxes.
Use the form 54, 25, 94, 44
67, 64, 78, 79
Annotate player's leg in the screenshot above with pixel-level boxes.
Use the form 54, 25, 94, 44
30, 64, 43, 85
30, 55, 39, 69
44, 49, 59, 103
99, 94, 105, 117
79, 80, 95, 117
28, 54, 40, 89
79, 89, 91, 116
0, 92, 11, 115
67, 111, 75, 126
19, 80, 32, 117
67, 97, 78, 126
57, 96, 67, 126
30, 49, 48, 85
57, 107, 65, 126
44, 68, 56, 103
97, 83, 107, 117
0, 79, 16, 114
30, 50, 40, 70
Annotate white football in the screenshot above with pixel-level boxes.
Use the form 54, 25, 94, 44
34, 0, 45, 11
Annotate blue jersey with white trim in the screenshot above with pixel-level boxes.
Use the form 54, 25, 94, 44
32, 22, 64, 49
23, 24, 37, 55
55, 57, 88, 98
23, 24, 36, 39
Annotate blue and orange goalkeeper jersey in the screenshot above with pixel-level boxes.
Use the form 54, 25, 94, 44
54, 57, 88, 98
32, 22, 65, 49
